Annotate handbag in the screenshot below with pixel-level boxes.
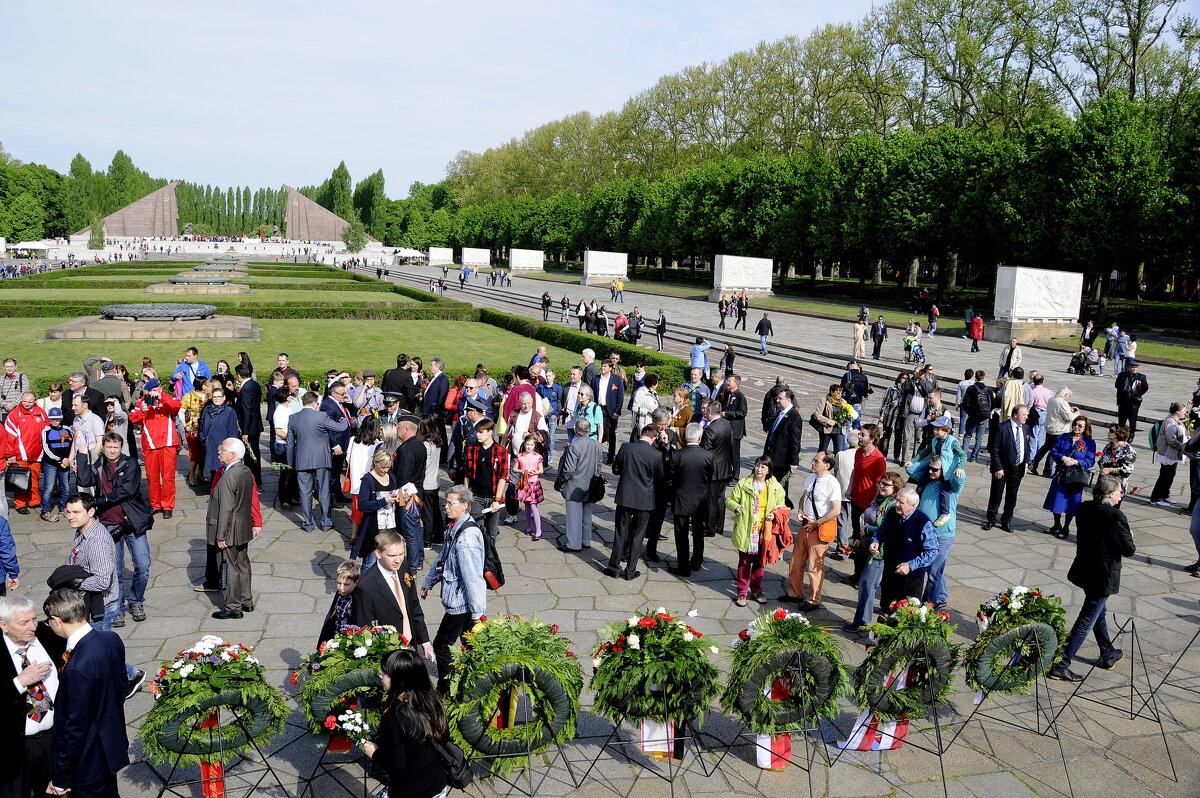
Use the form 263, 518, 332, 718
587, 474, 605, 504
1061, 465, 1092, 489
5, 465, 31, 493
808, 413, 824, 433
433, 737, 474, 789
504, 481, 520, 515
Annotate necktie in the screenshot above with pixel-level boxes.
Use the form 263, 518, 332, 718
388, 571, 414, 643
16, 645, 53, 721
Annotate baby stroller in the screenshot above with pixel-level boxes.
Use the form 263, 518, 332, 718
1067, 346, 1100, 376
904, 334, 926, 365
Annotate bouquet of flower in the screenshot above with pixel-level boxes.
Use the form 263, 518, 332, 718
853, 598, 959, 720
329, 709, 372, 745
967, 586, 1067, 695
975, 586, 1063, 634
295, 624, 408, 735
148, 635, 264, 699
591, 608, 720, 725
831, 400, 857, 427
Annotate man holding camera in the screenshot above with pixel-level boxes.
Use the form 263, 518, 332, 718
128, 379, 181, 518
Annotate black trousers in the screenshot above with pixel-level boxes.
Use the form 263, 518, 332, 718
203, 542, 222, 590
986, 468, 1025, 525
879, 568, 927, 614
602, 414, 619, 460
1151, 462, 1179, 503
610, 506, 650, 573
872, 338, 884, 359
433, 611, 472, 693
1117, 401, 1141, 435
673, 513, 705, 573
0, 728, 51, 798
736, 312, 747, 330
770, 466, 794, 508
644, 502, 668, 556
331, 451, 349, 500
243, 435, 262, 485
730, 437, 742, 479
419, 488, 444, 544
706, 479, 730, 536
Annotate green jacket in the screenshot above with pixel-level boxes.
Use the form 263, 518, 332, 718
725, 476, 787, 554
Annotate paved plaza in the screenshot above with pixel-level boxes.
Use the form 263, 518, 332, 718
7, 265, 1200, 797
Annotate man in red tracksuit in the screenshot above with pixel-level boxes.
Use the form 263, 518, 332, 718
128, 378, 181, 518
4, 391, 48, 513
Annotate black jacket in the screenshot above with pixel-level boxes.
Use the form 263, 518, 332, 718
612, 439, 664, 511
717, 389, 748, 440
235, 379, 264, 438
0, 622, 67, 760
988, 418, 1031, 474
672, 444, 713, 517
75, 453, 154, 534
764, 407, 804, 473
350, 565, 431, 645
701, 417, 735, 482
1068, 500, 1136, 596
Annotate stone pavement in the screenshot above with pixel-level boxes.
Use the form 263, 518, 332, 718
6, 265, 1199, 797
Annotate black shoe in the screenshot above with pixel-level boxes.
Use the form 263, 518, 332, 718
1098, 649, 1123, 669
15, 507, 29, 515
193, 584, 220, 592
557, 543, 581, 552
797, 601, 822, 612
212, 610, 244, 620
828, 552, 845, 562
1047, 524, 1062, 535
842, 623, 864, 633
778, 593, 803, 604
999, 523, 1012, 533
645, 551, 662, 563
1049, 666, 1084, 682
703, 531, 717, 537
602, 566, 619, 578
162, 509, 173, 519
690, 560, 703, 572
667, 565, 691, 577
243, 602, 255, 613
623, 570, 642, 581
124, 668, 146, 700
1185, 561, 1200, 574
981, 522, 994, 531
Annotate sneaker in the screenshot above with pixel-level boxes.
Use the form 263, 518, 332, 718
112, 614, 126, 628
40, 513, 54, 522
1152, 500, 1173, 507
124, 668, 146, 699
130, 604, 146, 622
734, 596, 748, 607
752, 592, 768, 604
1163, 498, 1179, 505
933, 514, 950, 527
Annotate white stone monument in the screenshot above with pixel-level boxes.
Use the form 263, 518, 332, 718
461, 247, 490, 266
428, 247, 453, 265
581, 250, 628, 286
988, 265, 1084, 343
509, 248, 545, 271
710, 254, 774, 301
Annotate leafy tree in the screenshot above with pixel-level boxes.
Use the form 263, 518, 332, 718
3, 192, 45, 241
342, 219, 367, 253
87, 215, 105, 250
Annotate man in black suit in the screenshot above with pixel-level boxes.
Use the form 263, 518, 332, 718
421, 357, 449, 448
701, 401, 734, 537
591, 360, 625, 464
716, 375, 748, 478
234, 364, 263, 485
869, 315, 888, 360
668, 423, 713, 577
380, 353, 410, 395
761, 377, 789, 433
61, 372, 105, 428
0, 595, 66, 798
350, 530, 433, 659
321, 381, 355, 503
43, 588, 129, 798
764, 389, 804, 507
607, 425, 664, 580
983, 404, 1031, 533
392, 419, 428, 573
643, 409, 677, 563
1114, 360, 1149, 436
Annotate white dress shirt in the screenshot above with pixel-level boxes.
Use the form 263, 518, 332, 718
5, 634, 58, 734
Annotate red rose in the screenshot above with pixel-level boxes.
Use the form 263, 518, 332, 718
773, 608, 788, 620
479, 615, 487, 622
550, 624, 559, 634
566, 652, 575, 657
738, 629, 751, 641
656, 612, 673, 622
290, 672, 299, 686
937, 612, 951, 622
324, 716, 338, 731
638, 617, 657, 629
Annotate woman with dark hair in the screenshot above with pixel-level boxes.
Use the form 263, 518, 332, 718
237, 351, 255, 382
213, 360, 237, 396
1043, 416, 1096, 539
878, 371, 909, 460
418, 414, 446, 545
347, 416, 381, 547
360, 648, 450, 798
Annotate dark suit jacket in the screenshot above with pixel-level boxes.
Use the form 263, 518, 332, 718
0, 623, 66, 763
591, 373, 625, 418
380, 367, 407, 395
396, 372, 421, 412
988, 418, 1032, 473
1115, 372, 1149, 406
287, 406, 349, 470
393, 435, 427, 488
581, 361, 598, 386
207, 460, 255, 546
672, 444, 713, 516
1068, 500, 1136, 596
350, 565, 431, 645
764, 407, 803, 472
612, 439, 664, 511
320, 396, 353, 450
52, 629, 129, 790
701, 417, 735, 482
719, 389, 747, 440
235, 379, 264, 438
62, 387, 105, 428
421, 372, 448, 416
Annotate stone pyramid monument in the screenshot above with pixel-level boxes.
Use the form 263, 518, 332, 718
74, 181, 180, 237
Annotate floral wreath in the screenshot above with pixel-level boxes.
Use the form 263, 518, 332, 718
295, 624, 408, 738
447, 615, 582, 775
721, 608, 849, 734
138, 636, 289, 766
590, 608, 720, 726
853, 598, 959, 721
965, 586, 1066, 695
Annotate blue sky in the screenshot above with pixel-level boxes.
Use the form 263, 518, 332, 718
4, 1, 874, 196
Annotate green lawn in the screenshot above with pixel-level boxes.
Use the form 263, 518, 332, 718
53, 275, 357, 285
1038, 337, 1199, 365
17, 319, 573, 380
0, 289, 416, 305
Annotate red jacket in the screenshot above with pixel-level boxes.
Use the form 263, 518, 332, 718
4, 404, 48, 462
129, 393, 182, 450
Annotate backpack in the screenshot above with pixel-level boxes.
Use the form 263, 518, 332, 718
482, 530, 505, 590
964, 383, 992, 422
1148, 421, 1161, 451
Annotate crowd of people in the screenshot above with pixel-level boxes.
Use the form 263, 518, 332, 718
0, 293, 1194, 795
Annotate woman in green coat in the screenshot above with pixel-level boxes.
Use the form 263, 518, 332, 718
726, 455, 788, 607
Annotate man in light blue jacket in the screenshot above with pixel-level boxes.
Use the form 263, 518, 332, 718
421, 484, 486, 694
690, 337, 711, 371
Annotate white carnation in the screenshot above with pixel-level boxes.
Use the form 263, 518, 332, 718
687, 609, 699, 617
592, 658, 602, 669
1012, 586, 1029, 594
628, 634, 641, 650
353, 646, 369, 658
709, 645, 720, 655
908, 597, 920, 606
656, 607, 666, 615
683, 632, 694, 642
627, 617, 639, 626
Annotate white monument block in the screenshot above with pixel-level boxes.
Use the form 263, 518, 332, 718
428, 247, 453, 265
509, 248, 545, 271
988, 265, 1084, 343
581, 250, 628, 286
461, 247, 490, 266
710, 254, 774, 301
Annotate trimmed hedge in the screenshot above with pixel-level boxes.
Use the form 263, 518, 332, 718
0, 300, 477, 322
477, 307, 690, 388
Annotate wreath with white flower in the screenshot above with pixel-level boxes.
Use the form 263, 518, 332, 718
139, 636, 289, 766
295, 624, 408, 737
721, 608, 849, 734
965, 586, 1066, 695
591, 608, 721, 726
853, 598, 959, 721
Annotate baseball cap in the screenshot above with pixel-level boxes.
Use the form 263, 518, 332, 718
48, 407, 63, 418
930, 414, 954, 429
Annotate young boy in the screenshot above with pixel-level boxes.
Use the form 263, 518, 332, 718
39, 407, 74, 521
318, 560, 360, 648
907, 414, 966, 527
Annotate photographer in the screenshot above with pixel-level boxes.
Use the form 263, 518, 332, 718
129, 378, 182, 518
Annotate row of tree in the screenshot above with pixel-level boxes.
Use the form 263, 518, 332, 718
443, 0, 1198, 207
384, 95, 1199, 308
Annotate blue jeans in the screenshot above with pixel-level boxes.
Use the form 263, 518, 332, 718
545, 414, 558, 465
819, 431, 846, 453
851, 559, 884, 627
399, 504, 424, 574
40, 461, 70, 513
760, 335, 769, 354
93, 599, 138, 680
1030, 421, 1047, 461
1061, 594, 1117, 668
964, 418, 986, 461
1189, 501, 1200, 559
851, 403, 863, 430
113, 528, 151, 612
360, 550, 378, 578
922, 536, 954, 605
